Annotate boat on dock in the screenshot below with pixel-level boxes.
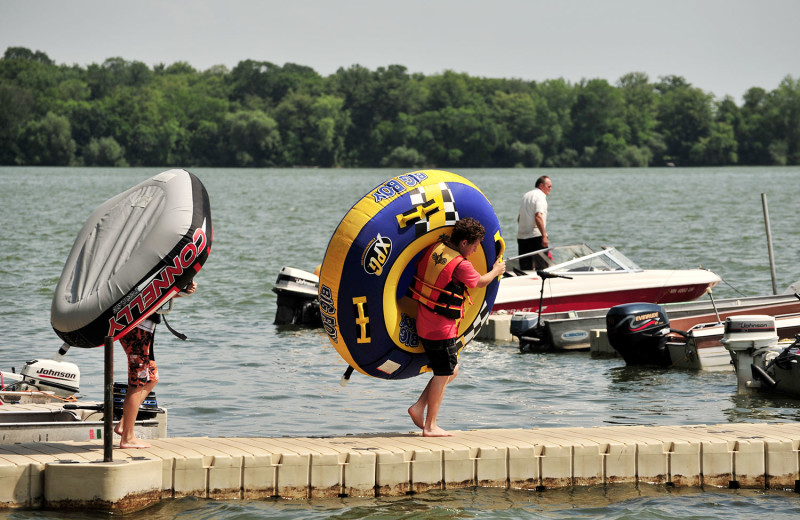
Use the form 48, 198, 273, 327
665, 311, 800, 371
724, 315, 800, 397
275, 244, 721, 337
0, 393, 166, 444
495, 244, 721, 316
512, 292, 800, 351
1, 358, 166, 444
605, 296, 800, 369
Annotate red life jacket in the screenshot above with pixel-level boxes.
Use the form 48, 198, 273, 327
408, 242, 467, 320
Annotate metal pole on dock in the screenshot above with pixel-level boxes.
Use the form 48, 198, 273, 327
761, 193, 778, 295
103, 336, 114, 462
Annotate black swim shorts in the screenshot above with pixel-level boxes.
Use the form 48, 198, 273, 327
420, 337, 460, 376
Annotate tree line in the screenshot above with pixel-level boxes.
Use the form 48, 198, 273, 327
2, 46, 799, 168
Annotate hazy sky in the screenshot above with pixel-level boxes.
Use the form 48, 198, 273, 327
2, 0, 798, 102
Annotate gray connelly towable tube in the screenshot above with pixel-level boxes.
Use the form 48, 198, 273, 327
51, 169, 212, 348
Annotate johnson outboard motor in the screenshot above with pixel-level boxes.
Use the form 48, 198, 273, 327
606, 302, 672, 366
0, 357, 80, 397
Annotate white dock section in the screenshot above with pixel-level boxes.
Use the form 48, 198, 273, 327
1, 422, 799, 513
476, 313, 514, 342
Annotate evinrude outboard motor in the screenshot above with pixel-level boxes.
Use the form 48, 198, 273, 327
606, 302, 672, 366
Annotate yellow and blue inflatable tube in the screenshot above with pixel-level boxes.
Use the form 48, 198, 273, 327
319, 170, 504, 380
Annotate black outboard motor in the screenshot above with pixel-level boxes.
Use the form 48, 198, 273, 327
273, 267, 322, 326
606, 302, 672, 366
510, 313, 540, 339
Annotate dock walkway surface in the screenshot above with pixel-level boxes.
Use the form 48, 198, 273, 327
2, 422, 799, 513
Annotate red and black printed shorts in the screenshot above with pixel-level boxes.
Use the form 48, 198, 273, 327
119, 327, 159, 387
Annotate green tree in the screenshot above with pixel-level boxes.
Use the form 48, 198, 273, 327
16, 112, 76, 165
617, 72, 662, 164
0, 82, 35, 163
380, 145, 426, 168
507, 141, 543, 167
228, 60, 322, 109
689, 121, 738, 165
534, 79, 576, 165
2, 46, 798, 168
329, 64, 379, 165
766, 75, 800, 165
569, 79, 629, 166
83, 136, 127, 166
87, 57, 153, 99
275, 92, 350, 166
655, 76, 714, 165
412, 103, 502, 167
3, 47, 54, 64
222, 109, 281, 166
738, 87, 774, 164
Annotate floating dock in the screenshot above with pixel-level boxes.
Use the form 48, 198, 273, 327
1, 422, 799, 513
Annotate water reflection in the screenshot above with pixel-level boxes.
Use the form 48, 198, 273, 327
724, 393, 800, 422
106, 485, 800, 520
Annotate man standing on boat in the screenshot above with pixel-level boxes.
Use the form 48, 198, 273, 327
516, 176, 552, 270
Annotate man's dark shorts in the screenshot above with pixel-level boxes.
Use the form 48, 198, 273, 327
517, 236, 547, 271
420, 337, 459, 376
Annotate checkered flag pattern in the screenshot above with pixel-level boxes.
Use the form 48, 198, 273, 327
460, 300, 491, 346
406, 182, 459, 238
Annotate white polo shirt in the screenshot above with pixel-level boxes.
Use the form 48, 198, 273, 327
517, 188, 547, 239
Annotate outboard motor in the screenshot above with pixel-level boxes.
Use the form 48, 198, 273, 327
0, 358, 80, 397
510, 312, 540, 339
606, 302, 672, 366
272, 267, 322, 326
722, 315, 781, 394
113, 382, 160, 420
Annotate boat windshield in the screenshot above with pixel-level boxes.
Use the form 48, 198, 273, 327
508, 244, 642, 274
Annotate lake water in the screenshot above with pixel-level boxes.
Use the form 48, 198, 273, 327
2, 166, 800, 519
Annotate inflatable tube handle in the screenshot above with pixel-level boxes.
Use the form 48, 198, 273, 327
340, 365, 355, 387
494, 232, 505, 280
156, 298, 174, 315
53, 343, 71, 361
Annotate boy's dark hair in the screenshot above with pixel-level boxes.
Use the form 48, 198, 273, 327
450, 217, 485, 245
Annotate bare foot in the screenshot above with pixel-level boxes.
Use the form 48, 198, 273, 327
423, 426, 453, 437
119, 438, 151, 449
408, 404, 425, 429
114, 423, 123, 436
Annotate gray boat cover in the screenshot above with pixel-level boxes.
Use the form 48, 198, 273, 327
51, 169, 212, 348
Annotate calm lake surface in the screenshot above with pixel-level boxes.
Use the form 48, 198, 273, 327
2, 166, 800, 519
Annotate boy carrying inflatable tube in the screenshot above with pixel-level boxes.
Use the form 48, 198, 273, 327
319, 170, 505, 383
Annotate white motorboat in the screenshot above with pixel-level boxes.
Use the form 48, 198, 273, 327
273, 245, 721, 337
496, 244, 721, 316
